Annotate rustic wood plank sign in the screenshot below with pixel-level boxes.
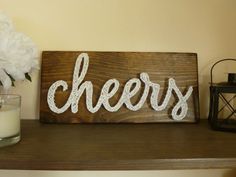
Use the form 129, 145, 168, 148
40, 51, 199, 123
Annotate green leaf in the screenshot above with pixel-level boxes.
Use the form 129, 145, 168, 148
0, 80, 14, 87
25, 73, 32, 82
5, 73, 15, 87
6, 73, 15, 82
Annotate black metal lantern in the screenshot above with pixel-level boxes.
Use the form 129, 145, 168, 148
208, 59, 236, 132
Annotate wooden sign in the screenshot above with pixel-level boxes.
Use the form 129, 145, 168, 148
40, 51, 199, 123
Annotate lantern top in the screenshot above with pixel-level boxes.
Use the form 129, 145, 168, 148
211, 73, 236, 87
211, 82, 236, 87
210, 59, 236, 86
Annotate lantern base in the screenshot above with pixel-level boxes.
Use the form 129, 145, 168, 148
211, 119, 236, 132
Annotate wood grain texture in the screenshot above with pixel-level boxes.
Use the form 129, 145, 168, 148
40, 51, 199, 123
0, 120, 236, 170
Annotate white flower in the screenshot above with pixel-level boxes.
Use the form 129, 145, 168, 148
0, 68, 11, 90
0, 12, 39, 90
0, 11, 14, 32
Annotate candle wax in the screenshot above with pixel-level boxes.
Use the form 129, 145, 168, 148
0, 105, 20, 138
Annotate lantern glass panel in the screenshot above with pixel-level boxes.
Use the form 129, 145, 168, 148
217, 92, 236, 129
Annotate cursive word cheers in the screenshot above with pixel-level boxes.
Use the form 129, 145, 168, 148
47, 53, 193, 121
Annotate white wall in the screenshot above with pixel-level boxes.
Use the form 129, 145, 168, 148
1, 0, 236, 176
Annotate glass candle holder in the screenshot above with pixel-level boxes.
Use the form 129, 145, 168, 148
0, 94, 21, 147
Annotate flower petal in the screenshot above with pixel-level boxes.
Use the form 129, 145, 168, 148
0, 11, 14, 32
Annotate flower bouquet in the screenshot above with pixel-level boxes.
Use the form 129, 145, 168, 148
0, 11, 39, 90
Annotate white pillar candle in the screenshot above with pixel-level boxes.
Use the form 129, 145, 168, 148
0, 105, 20, 138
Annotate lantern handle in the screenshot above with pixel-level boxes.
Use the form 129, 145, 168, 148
210, 58, 236, 86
